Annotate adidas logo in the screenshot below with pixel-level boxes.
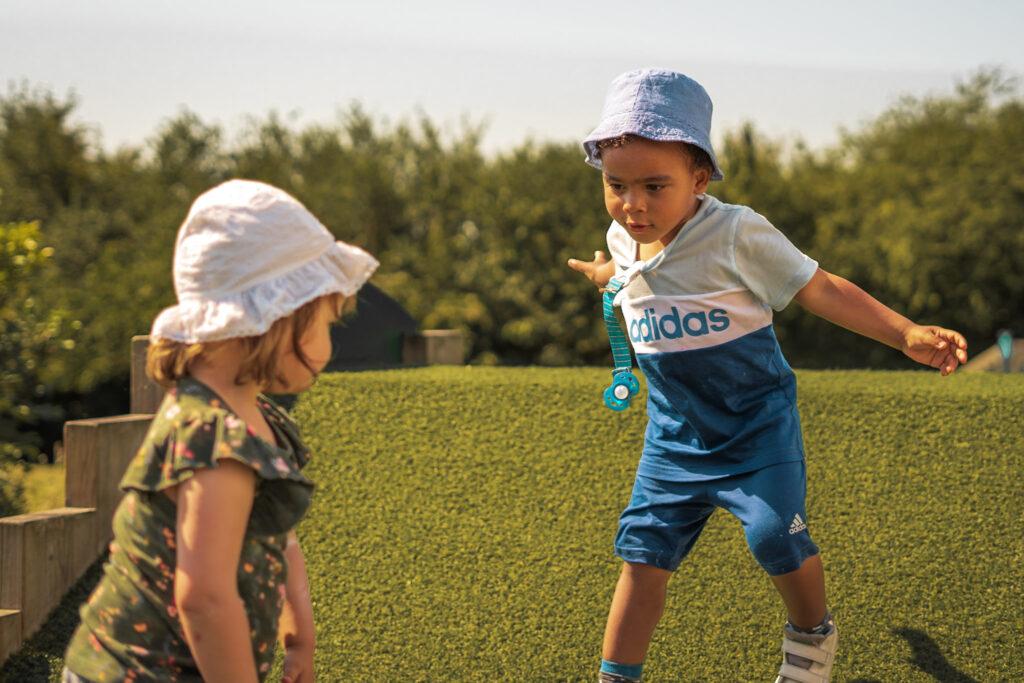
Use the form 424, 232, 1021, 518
788, 514, 807, 535
628, 307, 731, 342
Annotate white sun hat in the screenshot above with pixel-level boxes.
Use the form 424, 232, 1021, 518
151, 179, 379, 343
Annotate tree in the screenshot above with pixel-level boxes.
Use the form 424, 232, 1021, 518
0, 85, 94, 226
0, 218, 76, 465
799, 69, 1024, 367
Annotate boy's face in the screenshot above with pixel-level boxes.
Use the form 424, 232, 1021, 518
601, 137, 711, 252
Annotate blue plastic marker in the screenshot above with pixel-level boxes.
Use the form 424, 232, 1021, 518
602, 275, 640, 411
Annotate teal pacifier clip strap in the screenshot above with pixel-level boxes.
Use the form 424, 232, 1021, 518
603, 276, 639, 411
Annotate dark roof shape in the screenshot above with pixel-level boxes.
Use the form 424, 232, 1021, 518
326, 282, 418, 370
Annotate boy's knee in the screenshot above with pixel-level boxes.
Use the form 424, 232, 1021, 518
621, 561, 673, 587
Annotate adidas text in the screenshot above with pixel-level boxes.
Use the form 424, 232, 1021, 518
629, 307, 730, 343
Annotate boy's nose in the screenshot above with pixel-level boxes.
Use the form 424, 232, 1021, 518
622, 191, 644, 213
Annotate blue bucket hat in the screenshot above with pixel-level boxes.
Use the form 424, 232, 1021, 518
583, 68, 724, 181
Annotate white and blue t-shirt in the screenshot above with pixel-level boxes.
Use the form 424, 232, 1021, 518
607, 194, 818, 481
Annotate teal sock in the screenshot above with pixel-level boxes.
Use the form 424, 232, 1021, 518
600, 659, 643, 681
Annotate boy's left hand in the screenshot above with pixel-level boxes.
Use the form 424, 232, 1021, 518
901, 325, 968, 375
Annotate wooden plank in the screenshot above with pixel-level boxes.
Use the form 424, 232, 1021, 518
130, 336, 165, 414
64, 419, 99, 510
0, 609, 21, 670
0, 519, 25, 612
402, 330, 464, 365
64, 415, 152, 555
0, 508, 95, 640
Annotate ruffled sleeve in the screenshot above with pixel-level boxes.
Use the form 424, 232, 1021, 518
120, 378, 314, 536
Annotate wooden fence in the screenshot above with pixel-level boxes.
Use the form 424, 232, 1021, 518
0, 330, 462, 666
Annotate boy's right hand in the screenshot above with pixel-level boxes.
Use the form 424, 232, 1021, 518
568, 251, 615, 289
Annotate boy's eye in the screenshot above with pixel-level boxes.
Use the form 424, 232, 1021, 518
646, 184, 665, 192
607, 182, 625, 192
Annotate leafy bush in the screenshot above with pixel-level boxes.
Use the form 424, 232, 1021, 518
0, 219, 75, 467
0, 460, 26, 517
4, 72, 1022, 396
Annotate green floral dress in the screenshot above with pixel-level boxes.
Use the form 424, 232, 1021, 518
64, 377, 314, 682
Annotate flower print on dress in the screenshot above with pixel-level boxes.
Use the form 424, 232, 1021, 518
224, 414, 243, 433
65, 377, 312, 682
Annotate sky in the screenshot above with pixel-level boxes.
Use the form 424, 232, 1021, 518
3, 0, 1024, 155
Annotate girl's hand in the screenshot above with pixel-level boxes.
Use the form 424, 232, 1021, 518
901, 325, 968, 375
280, 531, 315, 683
568, 251, 615, 289
281, 642, 314, 683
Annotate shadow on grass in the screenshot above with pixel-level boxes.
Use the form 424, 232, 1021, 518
892, 627, 980, 683
0, 555, 105, 683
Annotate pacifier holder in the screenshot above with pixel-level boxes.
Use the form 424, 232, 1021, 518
602, 274, 640, 411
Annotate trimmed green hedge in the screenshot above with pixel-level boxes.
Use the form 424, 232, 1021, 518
5, 368, 1021, 681
290, 368, 1023, 681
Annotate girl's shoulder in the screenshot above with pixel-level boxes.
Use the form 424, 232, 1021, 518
118, 378, 315, 532
120, 378, 314, 519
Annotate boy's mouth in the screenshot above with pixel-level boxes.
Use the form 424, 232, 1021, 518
626, 222, 651, 233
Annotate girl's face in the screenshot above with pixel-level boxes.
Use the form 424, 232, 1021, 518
601, 137, 711, 255
275, 297, 344, 393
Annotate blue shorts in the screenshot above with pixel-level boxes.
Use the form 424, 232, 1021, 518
614, 461, 819, 576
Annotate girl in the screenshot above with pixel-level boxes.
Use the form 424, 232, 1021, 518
63, 180, 379, 682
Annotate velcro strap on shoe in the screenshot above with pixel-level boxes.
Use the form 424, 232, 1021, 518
782, 639, 830, 664
778, 662, 826, 683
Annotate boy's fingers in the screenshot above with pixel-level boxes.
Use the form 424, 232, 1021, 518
933, 328, 969, 366
936, 326, 967, 348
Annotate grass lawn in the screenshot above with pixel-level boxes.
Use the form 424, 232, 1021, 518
22, 463, 65, 513
4, 367, 1021, 681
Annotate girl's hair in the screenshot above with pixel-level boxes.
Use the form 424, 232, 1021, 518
596, 134, 714, 177
146, 291, 351, 390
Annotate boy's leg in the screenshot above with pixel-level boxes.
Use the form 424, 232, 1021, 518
604, 473, 714, 679
602, 562, 673, 665
715, 462, 837, 681
769, 553, 826, 629
769, 547, 836, 682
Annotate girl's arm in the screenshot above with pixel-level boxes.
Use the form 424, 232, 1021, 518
279, 531, 316, 683
794, 267, 968, 375
175, 460, 260, 683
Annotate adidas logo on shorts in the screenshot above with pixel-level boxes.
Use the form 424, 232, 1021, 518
788, 514, 807, 535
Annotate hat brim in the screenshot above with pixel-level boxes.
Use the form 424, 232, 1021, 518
582, 113, 725, 182
151, 241, 379, 343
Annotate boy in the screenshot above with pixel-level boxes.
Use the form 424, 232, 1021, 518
568, 68, 967, 683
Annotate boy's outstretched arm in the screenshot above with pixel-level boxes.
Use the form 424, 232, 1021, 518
568, 251, 617, 289
793, 268, 968, 375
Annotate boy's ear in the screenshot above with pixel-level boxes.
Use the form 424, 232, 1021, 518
694, 168, 712, 193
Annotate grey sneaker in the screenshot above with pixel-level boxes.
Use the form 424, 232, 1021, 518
599, 672, 641, 683
774, 618, 838, 683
